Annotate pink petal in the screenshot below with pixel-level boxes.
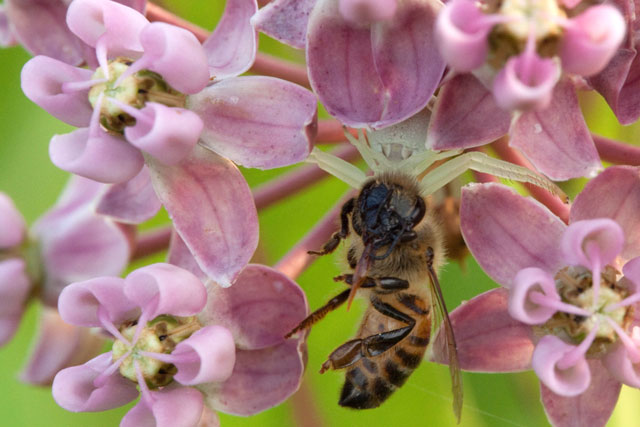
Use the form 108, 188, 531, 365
622, 257, 640, 290
125, 103, 203, 165
427, 74, 510, 150
124, 263, 207, 319
96, 167, 162, 224
0, 4, 15, 47
197, 264, 308, 349
0, 258, 31, 346
434, 0, 497, 72
571, 166, 640, 263
204, 0, 258, 80
39, 175, 105, 223
198, 407, 220, 427
541, 359, 621, 427
49, 127, 145, 184
21, 55, 94, 127
307, 0, 444, 128
20, 308, 105, 385
146, 145, 258, 287
509, 80, 601, 180
339, 0, 398, 26
52, 352, 139, 412
561, 219, 624, 268
460, 183, 566, 287
509, 267, 559, 325
560, 5, 626, 77
0, 192, 26, 248
188, 76, 316, 169
66, 0, 148, 57
602, 341, 640, 388
493, 50, 561, 111
172, 325, 236, 385
136, 22, 209, 94
199, 341, 305, 415
121, 387, 204, 427
58, 277, 139, 328
167, 231, 207, 283
251, 0, 315, 49
431, 288, 534, 372
532, 335, 591, 397
36, 209, 131, 306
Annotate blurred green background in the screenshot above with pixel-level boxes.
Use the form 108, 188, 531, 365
2, 1, 640, 426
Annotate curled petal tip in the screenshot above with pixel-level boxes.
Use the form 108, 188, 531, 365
561, 219, 624, 269
532, 335, 591, 397
508, 268, 558, 325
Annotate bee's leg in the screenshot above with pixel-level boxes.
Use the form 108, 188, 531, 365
308, 198, 355, 256
320, 298, 416, 373
334, 274, 409, 293
284, 289, 351, 339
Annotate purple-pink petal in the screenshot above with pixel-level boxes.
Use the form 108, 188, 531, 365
427, 74, 510, 150
431, 288, 534, 372
124, 263, 207, 319
121, 387, 204, 427
460, 183, 566, 287
21, 55, 94, 127
52, 352, 139, 412
0, 4, 15, 47
251, 0, 315, 49
167, 231, 208, 283
602, 341, 640, 388
96, 167, 162, 224
509, 80, 601, 180
38, 175, 104, 223
204, 0, 258, 80
561, 219, 624, 269
571, 166, 640, 263
147, 145, 258, 287
0, 258, 31, 346
0, 192, 26, 249
172, 325, 236, 386
20, 308, 105, 385
188, 76, 316, 169
197, 264, 308, 350
338, 0, 397, 25
199, 340, 305, 416
540, 359, 621, 427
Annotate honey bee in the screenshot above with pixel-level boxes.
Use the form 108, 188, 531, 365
286, 171, 463, 420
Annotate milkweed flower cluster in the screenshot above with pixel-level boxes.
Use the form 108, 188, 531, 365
3, 0, 640, 426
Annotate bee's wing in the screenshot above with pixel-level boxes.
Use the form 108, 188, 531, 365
426, 257, 463, 423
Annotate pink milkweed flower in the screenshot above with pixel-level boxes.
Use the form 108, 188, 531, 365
53, 259, 308, 425
0, 175, 131, 385
437, 166, 640, 426
428, 0, 626, 180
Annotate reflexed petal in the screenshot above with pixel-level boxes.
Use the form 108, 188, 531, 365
38, 175, 104, 223
197, 264, 308, 349
136, 22, 209, 94
66, 0, 148, 57
20, 308, 105, 385
541, 359, 621, 427
125, 103, 203, 165
602, 341, 640, 387
532, 335, 590, 397
52, 353, 139, 412
188, 76, 316, 169
339, 0, 398, 26
460, 183, 566, 287
199, 341, 305, 415
58, 277, 139, 328
37, 209, 131, 306
561, 219, 624, 269
173, 325, 236, 385
0, 192, 26, 249
427, 74, 510, 150
251, 0, 315, 49
431, 288, 534, 372
0, 258, 31, 346
622, 257, 640, 290
96, 167, 162, 224
509, 80, 601, 180
560, 5, 626, 77
147, 146, 259, 287
571, 166, 640, 263
167, 231, 207, 283
509, 268, 558, 325
121, 387, 203, 427
204, 0, 258, 80
124, 263, 207, 319
0, 5, 15, 47
21, 56, 94, 127
49, 127, 144, 184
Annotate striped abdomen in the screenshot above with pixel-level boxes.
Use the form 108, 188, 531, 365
339, 294, 431, 409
